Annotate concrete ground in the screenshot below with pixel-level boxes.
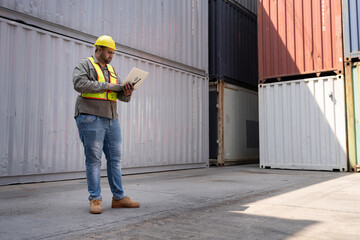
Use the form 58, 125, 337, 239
0, 164, 359, 240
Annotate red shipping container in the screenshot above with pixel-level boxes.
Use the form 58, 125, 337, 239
257, 0, 344, 83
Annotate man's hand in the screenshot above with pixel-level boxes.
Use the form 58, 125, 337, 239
123, 82, 134, 96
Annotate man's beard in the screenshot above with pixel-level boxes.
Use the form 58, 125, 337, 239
100, 52, 111, 64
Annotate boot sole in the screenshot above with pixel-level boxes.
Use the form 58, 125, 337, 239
112, 204, 140, 208
90, 209, 102, 214
90, 211, 102, 214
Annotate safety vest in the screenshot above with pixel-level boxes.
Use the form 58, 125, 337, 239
81, 57, 118, 102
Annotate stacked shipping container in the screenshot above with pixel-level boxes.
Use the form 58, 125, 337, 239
343, 0, 360, 171
0, 1, 209, 185
342, 0, 360, 60
258, 0, 348, 171
0, 0, 208, 71
259, 76, 347, 171
258, 0, 343, 82
345, 62, 360, 171
209, 0, 258, 89
209, 0, 259, 166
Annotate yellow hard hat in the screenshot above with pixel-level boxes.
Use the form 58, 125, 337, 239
94, 35, 117, 51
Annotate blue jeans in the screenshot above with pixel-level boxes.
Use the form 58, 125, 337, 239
76, 115, 126, 201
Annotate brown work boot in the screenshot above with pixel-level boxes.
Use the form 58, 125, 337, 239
112, 196, 140, 208
89, 199, 102, 214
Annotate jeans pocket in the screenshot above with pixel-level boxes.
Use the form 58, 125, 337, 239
76, 115, 98, 124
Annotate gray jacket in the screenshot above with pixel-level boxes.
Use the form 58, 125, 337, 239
73, 56, 131, 119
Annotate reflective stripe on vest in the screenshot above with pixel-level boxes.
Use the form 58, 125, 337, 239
81, 57, 118, 102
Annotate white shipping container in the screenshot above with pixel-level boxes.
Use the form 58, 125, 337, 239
0, 0, 208, 71
209, 81, 259, 165
224, 84, 259, 161
0, 18, 209, 185
259, 76, 347, 171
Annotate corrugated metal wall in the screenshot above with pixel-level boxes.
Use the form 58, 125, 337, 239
0, 0, 208, 71
234, 0, 257, 15
209, 0, 258, 89
0, 17, 209, 185
259, 76, 347, 171
342, 0, 360, 60
258, 0, 344, 82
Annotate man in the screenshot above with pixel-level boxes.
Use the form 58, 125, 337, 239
73, 35, 140, 214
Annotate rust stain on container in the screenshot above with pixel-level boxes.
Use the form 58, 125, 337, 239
258, 0, 344, 82
217, 80, 225, 166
